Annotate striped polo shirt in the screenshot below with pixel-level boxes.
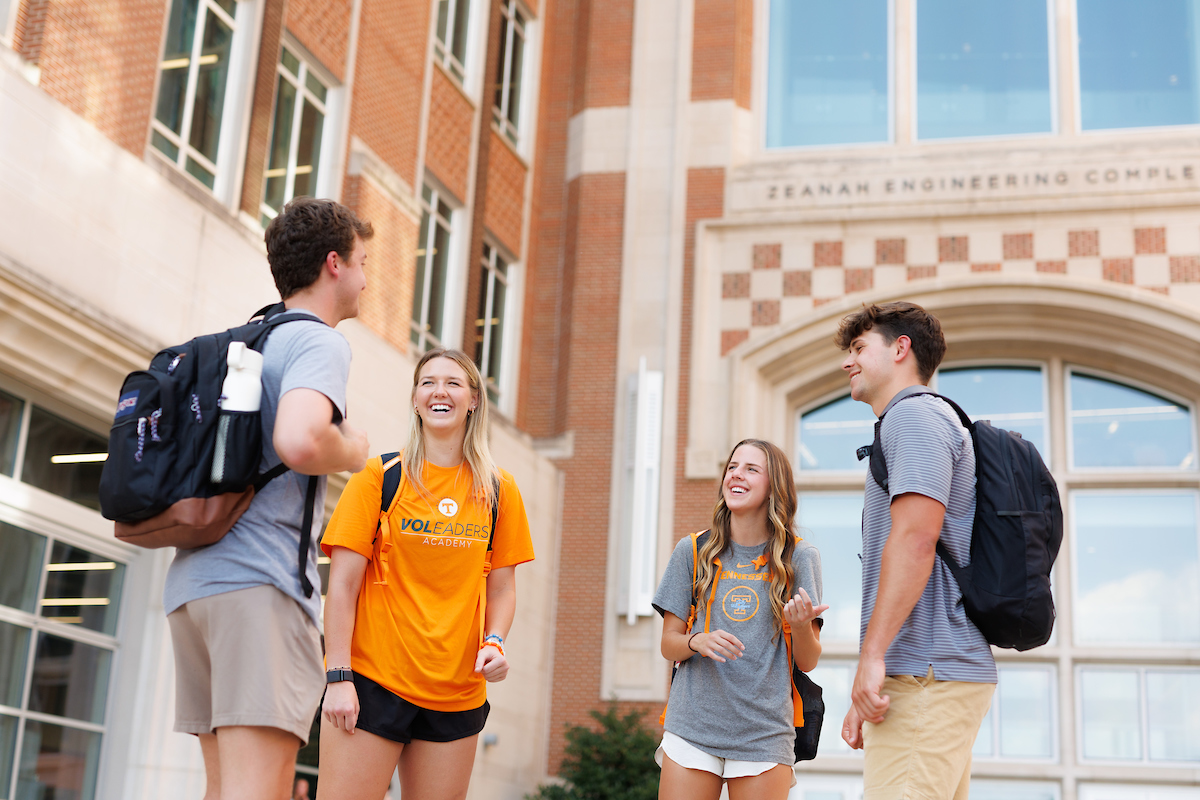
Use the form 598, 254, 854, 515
860, 385, 996, 683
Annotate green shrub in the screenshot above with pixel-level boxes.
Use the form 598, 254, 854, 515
527, 702, 659, 800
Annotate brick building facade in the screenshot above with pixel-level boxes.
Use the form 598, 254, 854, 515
2, 0, 1200, 799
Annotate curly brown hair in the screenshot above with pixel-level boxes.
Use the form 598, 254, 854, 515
834, 301, 946, 382
264, 197, 374, 299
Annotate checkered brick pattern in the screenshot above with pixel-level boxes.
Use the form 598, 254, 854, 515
719, 227, 1200, 352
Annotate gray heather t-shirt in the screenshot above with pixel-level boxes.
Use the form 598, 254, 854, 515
861, 385, 995, 683
653, 535, 822, 764
164, 310, 351, 627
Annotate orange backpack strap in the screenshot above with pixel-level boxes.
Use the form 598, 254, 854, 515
782, 535, 808, 727
660, 530, 710, 725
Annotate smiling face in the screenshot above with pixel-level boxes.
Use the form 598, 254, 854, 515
413, 356, 477, 433
722, 443, 771, 515
841, 328, 905, 412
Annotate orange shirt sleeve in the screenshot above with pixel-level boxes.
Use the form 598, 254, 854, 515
491, 469, 535, 570
320, 456, 385, 560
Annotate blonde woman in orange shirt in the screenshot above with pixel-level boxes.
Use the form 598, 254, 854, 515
316, 348, 535, 800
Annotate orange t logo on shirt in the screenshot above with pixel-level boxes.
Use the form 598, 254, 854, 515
438, 497, 458, 516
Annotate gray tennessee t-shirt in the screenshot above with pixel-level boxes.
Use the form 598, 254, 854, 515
861, 385, 995, 683
164, 310, 351, 627
653, 535, 822, 764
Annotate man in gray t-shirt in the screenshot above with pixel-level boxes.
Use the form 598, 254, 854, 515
164, 198, 372, 800
836, 302, 995, 800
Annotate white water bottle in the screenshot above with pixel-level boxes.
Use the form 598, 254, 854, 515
220, 342, 264, 411
211, 342, 264, 485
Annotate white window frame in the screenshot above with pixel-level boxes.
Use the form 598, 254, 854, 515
492, 0, 530, 148
476, 241, 517, 407
259, 38, 340, 224
1064, 366, 1199, 474
149, 0, 259, 206
933, 360, 1052, 465
793, 387, 875, 476
1075, 664, 1200, 766
411, 182, 464, 352
434, 0, 474, 87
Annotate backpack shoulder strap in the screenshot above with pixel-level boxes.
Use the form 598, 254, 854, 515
380, 452, 402, 514
864, 390, 973, 493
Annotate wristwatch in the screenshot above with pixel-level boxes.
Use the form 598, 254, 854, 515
325, 668, 354, 684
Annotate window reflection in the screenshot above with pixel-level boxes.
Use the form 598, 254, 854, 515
1070, 373, 1195, 469
1080, 668, 1142, 760
938, 366, 1047, 457
21, 408, 109, 511
796, 395, 876, 471
766, 0, 890, 147
797, 493, 863, 641
0, 388, 23, 477
1078, 0, 1200, 130
0, 521, 47, 613
971, 781, 1059, 800
1146, 670, 1200, 762
975, 666, 1055, 760
1073, 492, 1199, 645
916, 0, 1053, 139
29, 633, 111, 725
0, 621, 30, 708
41, 542, 125, 635
0, 715, 15, 799
16, 719, 101, 800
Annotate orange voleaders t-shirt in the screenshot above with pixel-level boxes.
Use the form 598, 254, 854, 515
321, 455, 535, 711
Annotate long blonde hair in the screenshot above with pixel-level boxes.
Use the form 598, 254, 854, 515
402, 348, 498, 508
695, 439, 797, 632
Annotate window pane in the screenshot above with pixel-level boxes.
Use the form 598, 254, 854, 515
766, 0, 889, 147
0, 715, 15, 799
16, 719, 101, 800
29, 633, 111, 725
305, 71, 328, 104
937, 366, 1047, 457
185, 156, 216, 189
971, 781, 1059, 800
1081, 669, 1142, 760
1146, 670, 1200, 762
506, 23, 525, 132
436, 0, 450, 48
807, 662, 856, 756
796, 395, 875, 471
0, 521, 47, 613
1074, 492, 1199, 644
487, 269, 507, 388
426, 221, 451, 345
188, 10, 234, 163
0, 389, 24, 477
916, 0, 1053, 139
280, 46, 301, 77
0, 621, 30, 708
20, 408, 108, 511
1070, 373, 1195, 469
150, 129, 180, 161
1079, 0, 1200, 130
411, 210, 432, 340
155, 0, 201, 135
999, 667, 1054, 758
293, 99, 324, 199
264, 75, 296, 214
450, 0, 471, 65
796, 493, 863, 641
42, 542, 125, 635
494, 12, 509, 113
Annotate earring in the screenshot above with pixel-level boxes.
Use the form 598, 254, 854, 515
414, 407, 420, 416
467, 408, 473, 418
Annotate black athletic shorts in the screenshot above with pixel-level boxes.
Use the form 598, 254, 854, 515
348, 671, 489, 743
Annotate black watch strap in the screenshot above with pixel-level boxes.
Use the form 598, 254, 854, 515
326, 668, 354, 684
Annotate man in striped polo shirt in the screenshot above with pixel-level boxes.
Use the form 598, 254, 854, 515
836, 302, 996, 800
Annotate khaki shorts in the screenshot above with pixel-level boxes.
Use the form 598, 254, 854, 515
168, 584, 324, 744
862, 668, 995, 800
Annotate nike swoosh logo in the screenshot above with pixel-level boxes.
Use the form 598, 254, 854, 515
736, 563, 752, 568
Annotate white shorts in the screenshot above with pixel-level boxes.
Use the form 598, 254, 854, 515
655, 731, 797, 787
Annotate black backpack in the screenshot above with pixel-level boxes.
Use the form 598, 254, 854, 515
861, 392, 1063, 651
99, 303, 333, 598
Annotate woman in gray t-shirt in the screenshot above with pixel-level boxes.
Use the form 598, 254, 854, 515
652, 439, 826, 800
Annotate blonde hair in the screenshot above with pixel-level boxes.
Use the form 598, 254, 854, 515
695, 439, 797, 632
402, 348, 498, 507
